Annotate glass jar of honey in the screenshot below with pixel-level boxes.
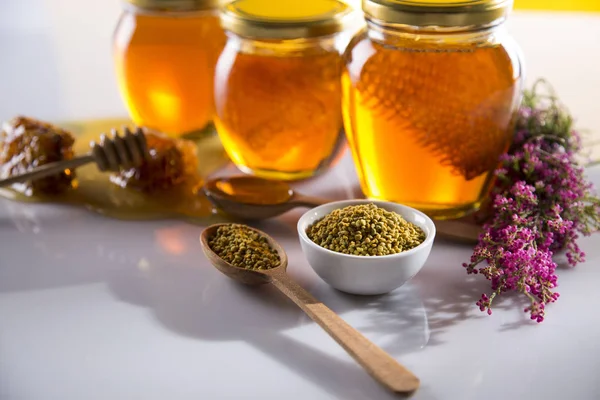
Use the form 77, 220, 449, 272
343, 0, 523, 219
213, 0, 353, 181
113, 0, 226, 137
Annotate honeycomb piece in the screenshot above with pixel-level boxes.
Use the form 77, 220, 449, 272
0, 116, 76, 196
355, 41, 518, 180
216, 50, 343, 172
110, 131, 198, 192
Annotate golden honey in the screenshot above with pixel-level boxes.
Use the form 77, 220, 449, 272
0, 118, 231, 222
113, 1, 226, 137
213, 0, 352, 181
343, 0, 523, 219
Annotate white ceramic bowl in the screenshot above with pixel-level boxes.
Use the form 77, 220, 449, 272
297, 199, 436, 295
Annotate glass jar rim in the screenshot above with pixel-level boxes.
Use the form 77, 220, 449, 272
123, 0, 222, 12
220, 0, 353, 40
362, 0, 512, 28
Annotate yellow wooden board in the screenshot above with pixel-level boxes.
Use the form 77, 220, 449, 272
515, 0, 600, 12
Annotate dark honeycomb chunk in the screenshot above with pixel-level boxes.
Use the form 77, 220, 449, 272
0, 116, 75, 196
110, 131, 197, 192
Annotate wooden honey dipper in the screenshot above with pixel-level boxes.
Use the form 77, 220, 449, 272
0, 126, 148, 188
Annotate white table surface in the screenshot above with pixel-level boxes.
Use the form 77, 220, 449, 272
1, 1, 600, 399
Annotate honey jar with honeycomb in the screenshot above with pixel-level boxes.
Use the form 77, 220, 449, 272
213, 0, 353, 181
343, 0, 524, 219
113, 0, 226, 137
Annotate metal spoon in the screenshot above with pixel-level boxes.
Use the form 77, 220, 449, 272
202, 176, 328, 220
200, 223, 420, 395
203, 176, 481, 242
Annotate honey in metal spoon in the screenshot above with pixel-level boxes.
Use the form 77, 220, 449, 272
207, 176, 293, 205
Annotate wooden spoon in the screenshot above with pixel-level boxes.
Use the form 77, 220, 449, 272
200, 223, 420, 395
203, 176, 480, 243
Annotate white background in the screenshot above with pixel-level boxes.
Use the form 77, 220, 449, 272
0, 1, 600, 400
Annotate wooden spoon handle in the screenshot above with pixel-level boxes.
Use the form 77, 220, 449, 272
269, 272, 420, 394
0, 154, 94, 188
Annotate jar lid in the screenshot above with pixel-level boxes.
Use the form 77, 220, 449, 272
220, 0, 353, 39
362, 0, 512, 28
125, 0, 222, 12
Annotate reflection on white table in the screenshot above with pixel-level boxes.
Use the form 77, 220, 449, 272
1, 1, 600, 399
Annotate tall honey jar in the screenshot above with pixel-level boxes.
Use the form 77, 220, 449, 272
343, 0, 523, 219
213, 0, 353, 181
113, 0, 226, 137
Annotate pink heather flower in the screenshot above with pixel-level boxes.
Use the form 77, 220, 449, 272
464, 80, 600, 322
